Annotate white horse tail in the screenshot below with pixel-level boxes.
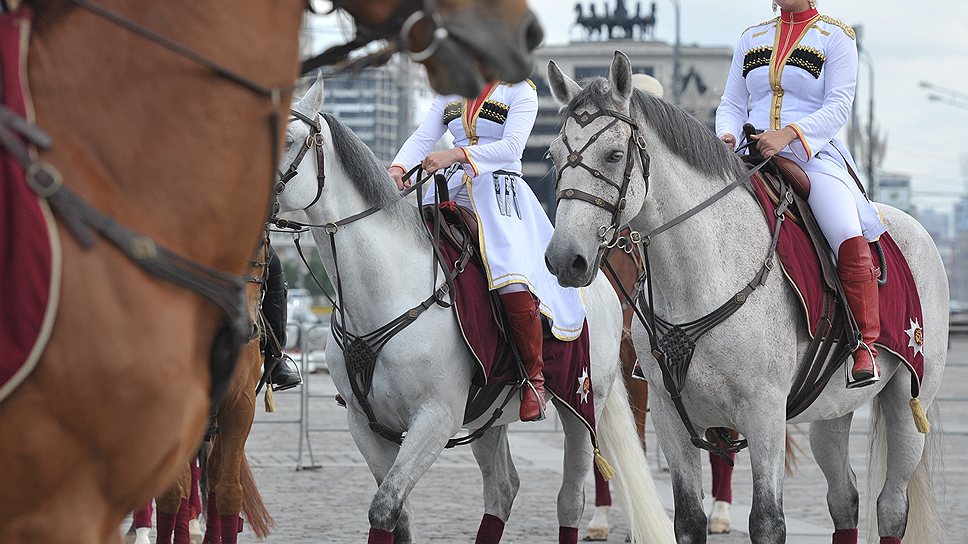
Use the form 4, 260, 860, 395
865, 397, 946, 544
597, 376, 675, 543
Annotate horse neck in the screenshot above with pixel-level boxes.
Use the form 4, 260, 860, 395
304, 171, 436, 332
630, 135, 768, 319
29, 2, 304, 275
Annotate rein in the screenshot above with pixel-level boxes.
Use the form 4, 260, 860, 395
0, 0, 301, 406
300, 0, 449, 74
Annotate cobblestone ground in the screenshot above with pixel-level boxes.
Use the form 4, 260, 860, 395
128, 338, 968, 543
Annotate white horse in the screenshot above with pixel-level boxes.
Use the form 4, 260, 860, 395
544, 52, 947, 544
275, 76, 674, 544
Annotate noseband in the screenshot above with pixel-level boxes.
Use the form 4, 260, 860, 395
276, 109, 326, 210
554, 108, 651, 249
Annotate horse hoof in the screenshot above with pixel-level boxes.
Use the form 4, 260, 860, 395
707, 500, 732, 534
189, 518, 203, 544
582, 527, 609, 541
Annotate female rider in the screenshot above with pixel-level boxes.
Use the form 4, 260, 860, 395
716, 0, 886, 389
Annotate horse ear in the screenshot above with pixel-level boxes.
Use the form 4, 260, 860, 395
609, 51, 633, 105
296, 73, 326, 117
547, 61, 582, 105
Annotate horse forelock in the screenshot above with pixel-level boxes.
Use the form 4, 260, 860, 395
319, 113, 421, 233
564, 78, 746, 181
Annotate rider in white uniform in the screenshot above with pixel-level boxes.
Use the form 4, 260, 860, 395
716, 0, 886, 388
389, 80, 586, 421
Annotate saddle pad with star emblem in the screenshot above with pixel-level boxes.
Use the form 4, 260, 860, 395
431, 213, 596, 430
1, 8, 61, 405
751, 176, 925, 397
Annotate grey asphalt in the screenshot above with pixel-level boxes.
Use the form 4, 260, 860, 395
138, 337, 968, 543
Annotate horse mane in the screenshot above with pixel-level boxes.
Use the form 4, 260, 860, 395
565, 77, 747, 181
320, 112, 421, 233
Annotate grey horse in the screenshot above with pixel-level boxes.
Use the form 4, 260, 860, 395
544, 52, 947, 544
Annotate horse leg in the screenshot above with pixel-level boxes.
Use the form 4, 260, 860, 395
584, 466, 611, 542
809, 413, 859, 542
650, 394, 706, 544
469, 425, 519, 543
873, 376, 927, 542
552, 399, 595, 544
156, 465, 191, 544
620, 331, 649, 448
744, 412, 787, 544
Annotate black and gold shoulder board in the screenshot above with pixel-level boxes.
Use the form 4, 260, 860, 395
787, 46, 826, 79
479, 100, 510, 125
443, 101, 462, 125
743, 45, 772, 77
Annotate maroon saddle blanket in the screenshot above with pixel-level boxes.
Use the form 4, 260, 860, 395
751, 175, 925, 396
1, 8, 59, 404
430, 213, 596, 430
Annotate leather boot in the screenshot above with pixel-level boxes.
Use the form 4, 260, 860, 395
838, 236, 880, 388
267, 354, 302, 392
263, 244, 302, 391
500, 291, 546, 422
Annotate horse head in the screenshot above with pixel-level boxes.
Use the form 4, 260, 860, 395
544, 52, 651, 288
276, 74, 331, 214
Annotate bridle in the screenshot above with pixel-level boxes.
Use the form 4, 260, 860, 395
276, 109, 326, 210
301, 0, 449, 74
554, 108, 651, 250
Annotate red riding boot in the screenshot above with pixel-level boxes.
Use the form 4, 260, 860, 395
501, 291, 546, 422
838, 236, 880, 388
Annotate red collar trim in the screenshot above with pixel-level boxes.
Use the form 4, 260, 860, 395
780, 7, 819, 24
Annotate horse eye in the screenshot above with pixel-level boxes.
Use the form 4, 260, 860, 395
608, 150, 625, 163
285, 139, 294, 152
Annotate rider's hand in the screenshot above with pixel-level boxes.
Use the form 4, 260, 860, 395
388, 165, 407, 190
720, 133, 736, 150
421, 148, 466, 174
749, 127, 798, 158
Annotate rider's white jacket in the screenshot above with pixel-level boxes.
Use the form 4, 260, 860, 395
716, 11, 885, 243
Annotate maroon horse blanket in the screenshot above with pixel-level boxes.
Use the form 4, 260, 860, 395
0, 8, 59, 404
751, 175, 925, 396
433, 220, 596, 432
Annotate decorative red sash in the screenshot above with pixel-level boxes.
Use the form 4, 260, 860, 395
751, 176, 925, 396
1, 7, 60, 403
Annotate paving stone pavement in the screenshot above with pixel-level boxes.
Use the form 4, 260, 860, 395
135, 337, 968, 543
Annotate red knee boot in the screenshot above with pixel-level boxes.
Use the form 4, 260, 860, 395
838, 236, 880, 388
501, 291, 546, 422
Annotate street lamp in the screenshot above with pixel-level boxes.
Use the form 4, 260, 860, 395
667, 0, 681, 105
859, 50, 876, 200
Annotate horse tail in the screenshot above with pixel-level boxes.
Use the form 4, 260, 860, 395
784, 428, 802, 477
597, 376, 675, 544
240, 455, 275, 538
865, 396, 946, 544
198, 442, 211, 512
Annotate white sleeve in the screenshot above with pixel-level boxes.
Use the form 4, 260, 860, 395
459, 82, 537, 177
715, 32, 750, 146
787, 28, 858, 161
391, 95, 448, 171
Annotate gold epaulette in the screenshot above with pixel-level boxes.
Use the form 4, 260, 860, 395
818, 15, 856, 40
506, 79, 537, 91
744, 17, 779, 35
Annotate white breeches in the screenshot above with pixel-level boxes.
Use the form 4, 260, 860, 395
806, 170, 863, 257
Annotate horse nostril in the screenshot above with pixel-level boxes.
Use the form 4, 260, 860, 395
570, 254, 588, 276
545, 254, 557, 274
523, 13, 544, 51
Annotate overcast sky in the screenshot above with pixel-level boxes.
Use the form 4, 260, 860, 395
308, 0, 968, 210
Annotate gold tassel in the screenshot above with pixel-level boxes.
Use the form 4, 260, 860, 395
264, 387, 276, 413
909, 398, 930, 434
593, 448, 615, 481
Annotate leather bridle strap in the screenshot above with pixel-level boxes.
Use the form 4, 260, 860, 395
555, 109, 651, 246
276, 109, 326, 209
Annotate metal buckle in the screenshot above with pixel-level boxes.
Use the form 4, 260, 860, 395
307, 132, 324, 148
764, 256, 775, 271
323, 223, 339, 234
635, 134, 648, 150
25, 161, 64, 199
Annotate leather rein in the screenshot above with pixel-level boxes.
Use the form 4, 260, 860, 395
555, 108, 779, 460
0, 0, 298, 405
301, 0, 448, 74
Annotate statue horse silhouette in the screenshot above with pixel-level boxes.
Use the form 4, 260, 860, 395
545, 52, 947, 544
273, 76, 675, 544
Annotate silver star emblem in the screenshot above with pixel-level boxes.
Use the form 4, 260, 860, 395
576, 367, 591, 404
905, 318, 924, 357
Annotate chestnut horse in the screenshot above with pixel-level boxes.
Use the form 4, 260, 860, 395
0, 2, 304, 542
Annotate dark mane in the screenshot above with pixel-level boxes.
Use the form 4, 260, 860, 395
565, 77, 746, 180
320, 112, 419, 231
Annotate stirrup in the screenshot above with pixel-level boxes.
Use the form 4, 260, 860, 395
520, 379, 546, 422
845, 344, 880, 389
630, 359, 647, 382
